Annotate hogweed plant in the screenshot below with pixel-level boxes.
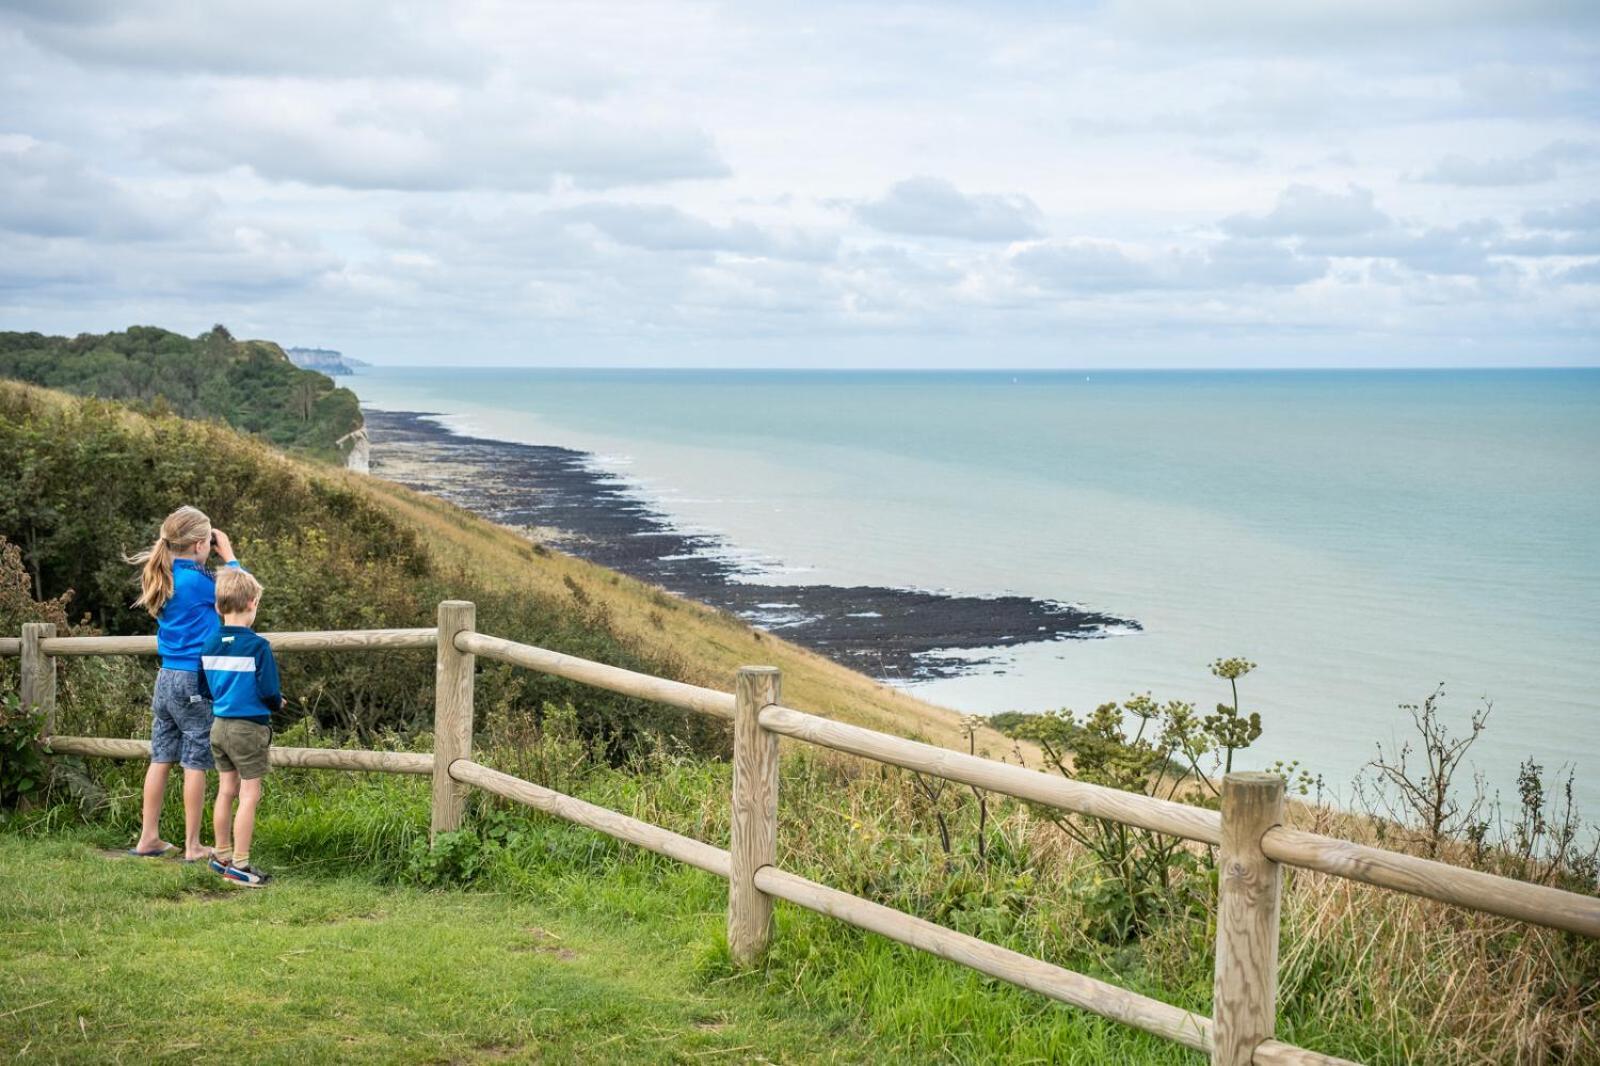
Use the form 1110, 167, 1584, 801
995, 657, 1293, 941
1206, 657, 1261, 774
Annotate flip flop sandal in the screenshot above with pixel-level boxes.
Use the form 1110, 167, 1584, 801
128, 842, 178, 858
180, 848, 216, 864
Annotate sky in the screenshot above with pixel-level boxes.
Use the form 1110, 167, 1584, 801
1, 0, 1597, 368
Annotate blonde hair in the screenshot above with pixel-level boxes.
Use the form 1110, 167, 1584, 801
215, 568, 263, 616
126, 506, 212, 617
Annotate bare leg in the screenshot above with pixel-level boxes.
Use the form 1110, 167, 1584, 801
213, 771, 239, 857
181, 768, 210, 860
234, 777, 264, 862
135, 762, 174, 851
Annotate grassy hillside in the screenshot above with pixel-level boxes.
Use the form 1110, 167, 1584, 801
0, 378, 976, 752
0, 325, 363, 463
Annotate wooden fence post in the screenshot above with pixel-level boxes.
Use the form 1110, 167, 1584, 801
1213, 772, 1286, 1066
729, 665, 781, 966
432, 601, 475, 841
21, 623, 57, 737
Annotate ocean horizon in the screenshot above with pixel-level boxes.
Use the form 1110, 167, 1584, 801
351, 365, 1600, 815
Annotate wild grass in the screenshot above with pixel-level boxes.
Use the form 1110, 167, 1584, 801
12, 721, 1597, 1064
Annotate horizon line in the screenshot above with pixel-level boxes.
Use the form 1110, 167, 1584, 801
348, 363, 1600, 373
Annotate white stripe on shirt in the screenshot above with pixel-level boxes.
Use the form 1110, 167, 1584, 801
202, 655, 256, 673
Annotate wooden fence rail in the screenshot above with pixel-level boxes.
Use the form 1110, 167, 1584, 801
11, 600, 1600, 1065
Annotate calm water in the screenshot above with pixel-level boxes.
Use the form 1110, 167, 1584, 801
352, 367, 1600, 812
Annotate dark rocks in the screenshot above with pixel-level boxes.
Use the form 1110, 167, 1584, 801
364, 408, 1139, 682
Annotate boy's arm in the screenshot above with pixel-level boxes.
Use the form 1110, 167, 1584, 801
197, 663, 212, 702
255, 641, 284, 715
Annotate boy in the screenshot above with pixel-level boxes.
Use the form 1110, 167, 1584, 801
199, 568, 280, 887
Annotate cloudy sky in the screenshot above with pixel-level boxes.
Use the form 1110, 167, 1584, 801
2, 1, 1597, 367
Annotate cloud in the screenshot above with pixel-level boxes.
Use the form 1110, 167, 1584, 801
2, 0, 476, 80
1523, 200, 1600, 232
855, 177, 1044, 242
1556, 260, 1600, 285
553, 204, 835, 261
145, 82, 729, 192
1418, 141, 1599, 186
1, 0, 1596, 364
1110, 0, 1600, 46
1011, 236, 1327, 292
1306, 221, 1511, 278
1222, 185, 1391, 239
0, 136, 211, 240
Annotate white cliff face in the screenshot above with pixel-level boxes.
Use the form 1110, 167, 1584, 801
339, 426, 371, 474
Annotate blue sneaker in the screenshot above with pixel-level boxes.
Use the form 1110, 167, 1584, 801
215, 860, 271, 888
208, 856, 230, 876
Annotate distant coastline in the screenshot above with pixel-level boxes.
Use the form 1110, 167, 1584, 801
362, 407, 1139, 682
286, 347, 370, 376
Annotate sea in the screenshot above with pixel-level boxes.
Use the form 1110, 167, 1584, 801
350, 366, 1600, 815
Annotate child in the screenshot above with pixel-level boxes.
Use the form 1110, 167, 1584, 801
126, 506, 242, 861
201, 568, 279, 887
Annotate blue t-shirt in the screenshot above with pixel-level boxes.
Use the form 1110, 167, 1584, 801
156, 558, 243, 671
198, 626, 282, 724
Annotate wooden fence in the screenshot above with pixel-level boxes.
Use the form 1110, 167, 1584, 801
8, 603, 1599, 1065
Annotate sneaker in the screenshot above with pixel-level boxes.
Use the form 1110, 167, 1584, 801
208, 856, 231, 876
218, 861, 271, 888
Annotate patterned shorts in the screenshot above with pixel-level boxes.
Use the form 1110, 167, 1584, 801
149, 669, 215, 770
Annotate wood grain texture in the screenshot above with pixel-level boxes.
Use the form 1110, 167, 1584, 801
759, 703, 1224, 845
0, 637, 19, 657
1253, 1038, 1362, 1065
753, 864, 1214, 1053
432, 601, 476, 840
45, 735, 432, 774
1214, 773, 1286, 1066
37, 628, 435, 656
455, 630, 736, 720
449, 758, 732, 877
1262, 824, 1600, 939
729, 666, 781, 967
21, 623, 57, 736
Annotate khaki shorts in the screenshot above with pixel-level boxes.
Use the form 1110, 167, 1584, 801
211, 718, 272, 780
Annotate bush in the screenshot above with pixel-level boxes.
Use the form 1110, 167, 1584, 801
0, 695, 45, 812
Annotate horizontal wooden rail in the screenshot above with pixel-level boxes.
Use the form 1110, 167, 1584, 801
753, 863, 1214, 1053
1252, 1040, 1359, 1065
0, 636, 18, 657
37, 628, 436, 656
453, 755, 1358, 1063
1262, 825, 1600, 939
449, 758, 731, 877
22, 605, 1600, 1066
759, 703, 1224, 846
456, 631, 736, 721
46, 735, 433, 775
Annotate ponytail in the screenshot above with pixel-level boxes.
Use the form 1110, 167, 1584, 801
130, 538, 176, 617
126, 505, 212, 618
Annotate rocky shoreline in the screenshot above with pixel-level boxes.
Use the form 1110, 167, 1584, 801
364, 408, 1139, 682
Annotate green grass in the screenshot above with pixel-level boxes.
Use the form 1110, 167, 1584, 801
0, 836, 871, 1064
0, 763, 1207, 1065
9, 745, 1587, 1064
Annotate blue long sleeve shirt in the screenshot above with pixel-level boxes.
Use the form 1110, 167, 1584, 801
156, 558, 243, 670
198, 626, 282, 725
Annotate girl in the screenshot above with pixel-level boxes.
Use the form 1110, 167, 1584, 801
125, 506, 243, 860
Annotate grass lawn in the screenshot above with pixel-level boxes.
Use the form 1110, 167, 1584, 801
0, 836, 868, 1064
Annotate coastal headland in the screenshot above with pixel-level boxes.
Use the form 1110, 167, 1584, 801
364, 408, 1138, 683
